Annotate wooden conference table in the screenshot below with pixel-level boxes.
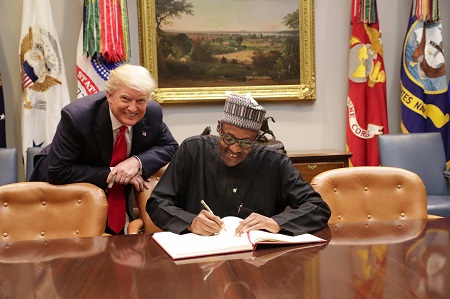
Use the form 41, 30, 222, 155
0, 218, 449, 298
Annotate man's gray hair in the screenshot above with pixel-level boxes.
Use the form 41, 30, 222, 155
105, 64, 156, 100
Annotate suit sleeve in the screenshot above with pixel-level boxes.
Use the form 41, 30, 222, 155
134, 103, 179, 178
47, 108, 110, 188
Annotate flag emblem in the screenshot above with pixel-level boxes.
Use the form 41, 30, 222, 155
400, 0, 450, 164
346, 0, 389, 166
19, 27, 63, 109
19, 0, 70, 167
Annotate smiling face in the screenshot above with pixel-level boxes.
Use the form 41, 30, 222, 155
218, 122, 258, 167
107, 87, 149, 126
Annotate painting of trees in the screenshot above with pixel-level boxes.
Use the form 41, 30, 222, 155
155, 0, 300, 88
155, 0, 194, 76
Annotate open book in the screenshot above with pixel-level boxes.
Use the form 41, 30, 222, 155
152, 216, 326, 260
174, 242, 326, 266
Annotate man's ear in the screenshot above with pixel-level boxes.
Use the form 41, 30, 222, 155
106, 91, 112, 103
216, 121, 222, 134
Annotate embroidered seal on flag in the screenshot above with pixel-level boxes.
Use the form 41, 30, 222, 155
402, 20, 449, 128
19, 27, 63, 109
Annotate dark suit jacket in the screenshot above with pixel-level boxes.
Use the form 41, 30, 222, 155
31, 91, 178, 218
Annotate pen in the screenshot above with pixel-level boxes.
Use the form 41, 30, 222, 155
200, 200, 227, 232
200, 200, 214, 214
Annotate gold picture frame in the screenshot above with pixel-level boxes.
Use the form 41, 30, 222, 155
138, 0, 316, 103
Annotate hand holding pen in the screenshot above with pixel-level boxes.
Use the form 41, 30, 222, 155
201, 200, 227, 233
187, 200, 226, 235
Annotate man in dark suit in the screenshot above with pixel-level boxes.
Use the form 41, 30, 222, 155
31, 64, 178, 234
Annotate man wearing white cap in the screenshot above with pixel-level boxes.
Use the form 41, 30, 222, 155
148, 94, 331, 236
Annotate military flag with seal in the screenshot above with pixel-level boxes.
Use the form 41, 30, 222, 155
346, 0, 389, 166
400, 0, 450, 167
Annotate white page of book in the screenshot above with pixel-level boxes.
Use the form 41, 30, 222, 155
152, 226, 251, 259
152, 216, 325, 260
247, 230, 326, 245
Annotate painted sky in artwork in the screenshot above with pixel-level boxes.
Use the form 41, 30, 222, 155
161, 0, 298, 32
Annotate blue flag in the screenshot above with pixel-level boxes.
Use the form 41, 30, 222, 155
400, 2, 450, 164
0, 72, 5, 148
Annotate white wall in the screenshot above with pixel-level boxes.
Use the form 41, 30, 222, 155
1, 0, 450, 180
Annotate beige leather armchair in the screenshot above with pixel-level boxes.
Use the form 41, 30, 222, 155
0, 182, 108, 242
127, 165, 168, 234
310, 166, 428, 223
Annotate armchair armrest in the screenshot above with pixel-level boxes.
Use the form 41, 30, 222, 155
127, 218, 144, 234
126, 164, 168, 234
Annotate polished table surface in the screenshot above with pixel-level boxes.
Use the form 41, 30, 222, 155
0, 218, 449, 298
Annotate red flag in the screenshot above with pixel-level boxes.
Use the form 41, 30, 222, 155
346, 0, 389, 166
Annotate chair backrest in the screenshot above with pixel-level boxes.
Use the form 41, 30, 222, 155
0, 148, 17, 185
328, 219, 427, 245
129, 165, 168, 234
310, 166, 428, 223
378, 133, 448, 195
0, 182, 108, 241
26, 147, 43, 181
0, 236, 109, 263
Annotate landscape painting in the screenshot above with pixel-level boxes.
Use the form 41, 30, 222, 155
138, 0, 316, 103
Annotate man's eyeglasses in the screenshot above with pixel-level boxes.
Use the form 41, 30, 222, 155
220, 132, 256, 149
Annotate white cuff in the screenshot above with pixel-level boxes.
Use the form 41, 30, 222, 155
133, 155, 143, 175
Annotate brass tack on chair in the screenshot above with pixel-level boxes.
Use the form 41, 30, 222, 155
40, 232, 45, 236
364, 186, 369, 191
3, 233, 8, 237
367, 214, 372, 219
75, 230, 80, 234
400, 212, 405, 217
397, 184, 402, 189
3, 202, 7, 207
77, 199, 82, 204
41, 201, 46, 206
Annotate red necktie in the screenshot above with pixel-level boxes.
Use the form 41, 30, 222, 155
108, 125, 127, 234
